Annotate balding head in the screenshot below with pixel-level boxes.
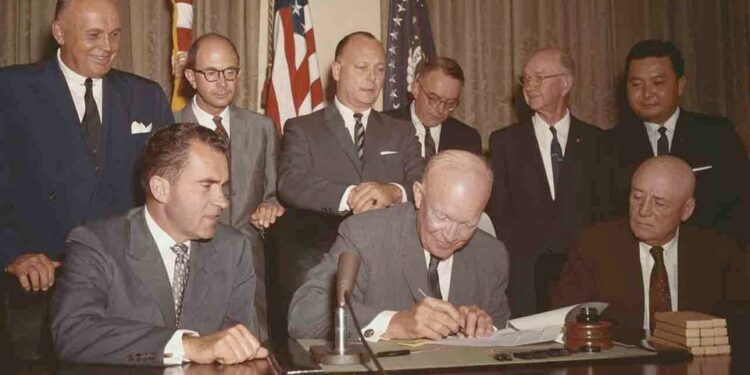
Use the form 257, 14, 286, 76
414, 150, 493, 258
629, 156, 696, 246
521, 47, 574, 124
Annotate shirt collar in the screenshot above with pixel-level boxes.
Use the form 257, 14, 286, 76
532, 109, 570, 135
144, 205, 191, 250
192, 96, 231, 129
335, 96, 372, 124
56, 48, 102, 86
644, 107, 680, 136
638, 228, 679, 257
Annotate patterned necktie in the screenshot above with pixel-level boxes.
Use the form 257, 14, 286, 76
649, 246, 671, 331
657, 126, 669, 156
424, 125, 436, 159
427, 255, 443, 300
171, 243, 190, 326
82, 78, 102, 173
213, 115, 229, 140
354, 113, 365, 161
549, 126, 563, 191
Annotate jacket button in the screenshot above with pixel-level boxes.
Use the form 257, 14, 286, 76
48, 192, 56, 200
364, 329, 374, 338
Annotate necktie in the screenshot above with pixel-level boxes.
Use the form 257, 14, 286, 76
427, 255, 443, 300
649, 246, 671, 331
550, 126, 563, 191
212, 115, 229, 140
82, 78, 102, 173
423, 125, 436, 159
171, 243, 190, 326
354, 113, 365, 161
657, 127, 669, 156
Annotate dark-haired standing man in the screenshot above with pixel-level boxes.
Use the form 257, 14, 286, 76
601, 40, 750, 239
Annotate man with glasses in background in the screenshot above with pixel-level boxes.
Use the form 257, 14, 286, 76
385, 57, 482, 158
175, 33, 283, 341
488, 48, 601, 317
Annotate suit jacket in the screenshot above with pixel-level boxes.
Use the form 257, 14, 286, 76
383, 105, 483, 155
51, 207, 256, 365
553, 219, 750, 343
278, 105, 425, 214
287, 203, 511, 339
488, 114, 601, 317
0, 58, 174, 267
600, 110, 750, 238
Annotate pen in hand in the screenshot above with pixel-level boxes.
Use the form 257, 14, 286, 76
417, 288, 467, 337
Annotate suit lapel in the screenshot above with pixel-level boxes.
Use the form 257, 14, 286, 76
670, 111, 692, 159
438, 120, 456, 152
400, 209, 430, 301
447, 247, 477, 306
557, 117, 584, 201
127, 208, 176, 328
45, 59, 81, 137
631, 121, 655, 160
180, 239, 219, 328
521, 117, 554, 203
228, 106, 251, 223
324, 105, 361, 174
102, 72, 131, 171
620, 225, 645, 323
363, 112, 389, 167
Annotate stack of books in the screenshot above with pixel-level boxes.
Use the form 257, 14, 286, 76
649, 311, 731, 356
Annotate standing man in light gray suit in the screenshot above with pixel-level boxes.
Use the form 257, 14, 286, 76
51, 124, 267, 365
289, 151, 510, 341
175, 33, 283, 341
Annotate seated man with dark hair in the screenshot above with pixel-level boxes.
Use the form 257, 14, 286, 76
51, 123, 266, 365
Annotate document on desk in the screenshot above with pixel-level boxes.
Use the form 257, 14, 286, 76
431, 301, 608, 347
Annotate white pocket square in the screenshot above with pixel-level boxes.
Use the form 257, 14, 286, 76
692, 165, 713, 172
380, 151, 398, 155
131, 121, 152, 134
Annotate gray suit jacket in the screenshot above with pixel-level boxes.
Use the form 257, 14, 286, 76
288, 204, 511, 339
278, 105, 425, 214
51, 207, 256, 365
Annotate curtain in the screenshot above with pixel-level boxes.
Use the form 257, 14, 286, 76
0, 0, 261, 111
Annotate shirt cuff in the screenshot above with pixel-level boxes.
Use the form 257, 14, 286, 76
362, 310, 398, 342
389, 183, 407, 204
164, 329, 199, 365
338, 185, 357, 212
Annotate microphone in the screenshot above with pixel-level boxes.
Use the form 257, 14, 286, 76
336, 251, 361, 306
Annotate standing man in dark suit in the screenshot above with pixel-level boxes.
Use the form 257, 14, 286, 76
488, 48, 601, 317
384, 57, 482, 157
289, 151, 509, 341
52, 123, 267, 365
554, 156, 750, 343
601, 40, 749, 239
174, 33, 283, 341
0, 0, 173, 291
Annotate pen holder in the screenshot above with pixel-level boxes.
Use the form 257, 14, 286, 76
564, 307, 613, 352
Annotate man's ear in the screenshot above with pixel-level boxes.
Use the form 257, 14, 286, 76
52, 21, 65, 46
331, 61, 342, 83
680, 197, 696, 222
184, 69, 198, 90
149, 176, 170, 204
677, 76, 687, 98
413, 181, 424, 209
561, 75, 574, 96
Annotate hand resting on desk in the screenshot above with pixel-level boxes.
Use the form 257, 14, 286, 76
183, 324, 268, 365
382, 296, 493, 340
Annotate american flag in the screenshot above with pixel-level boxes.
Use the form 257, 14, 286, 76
265, 0, 324, 134
170, 0, 193, 111
384, 0, 436, 110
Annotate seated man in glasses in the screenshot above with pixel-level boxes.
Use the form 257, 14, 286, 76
174, 33, 283, 341
384, 57, 481, 158
488, 48, 602, 318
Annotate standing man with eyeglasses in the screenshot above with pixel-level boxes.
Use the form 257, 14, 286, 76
174, 33, 283, 341
488, 48, 601, 317
384, 57, 481, 158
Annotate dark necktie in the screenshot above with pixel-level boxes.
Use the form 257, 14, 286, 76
649, 246, 671, 331
212, 115, 229, 140
82, 78, 102, 173
427, 255, 443, 300
171, 243, 190, 326
657, 126, 669, 156
550, 126, 563, 191
423, 125, 436, 159
354, 113, 365, 161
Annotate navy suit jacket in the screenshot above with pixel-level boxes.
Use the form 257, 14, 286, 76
0, 58, 174, 267
384, 105, 483, 155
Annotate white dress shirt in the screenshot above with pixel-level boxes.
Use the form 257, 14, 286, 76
532, 110, 570, 200
361, 250, 454, 342
638, 231, 679, 333
144, 207, 198, 365
644, 107, 679, 156
410, 102, 443, 157
334, 97, 407, 212
57, 49, 103, 123
191, 97, 232, 137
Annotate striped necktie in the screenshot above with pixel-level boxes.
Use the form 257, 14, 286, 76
354, 113, 365, 161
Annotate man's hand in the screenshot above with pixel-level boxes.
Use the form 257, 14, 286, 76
348, 182, 402, 214
6, 253, 62, 292
250, 202, 285, 230
458, 305, 494, 338
183, 324, 268, 365
184, 358, 270, 374
383, 297, 463, 340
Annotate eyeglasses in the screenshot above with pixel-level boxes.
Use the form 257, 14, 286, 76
415, 80, 459, 112
193, 67, 241, 82
518, 72, 568, 87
